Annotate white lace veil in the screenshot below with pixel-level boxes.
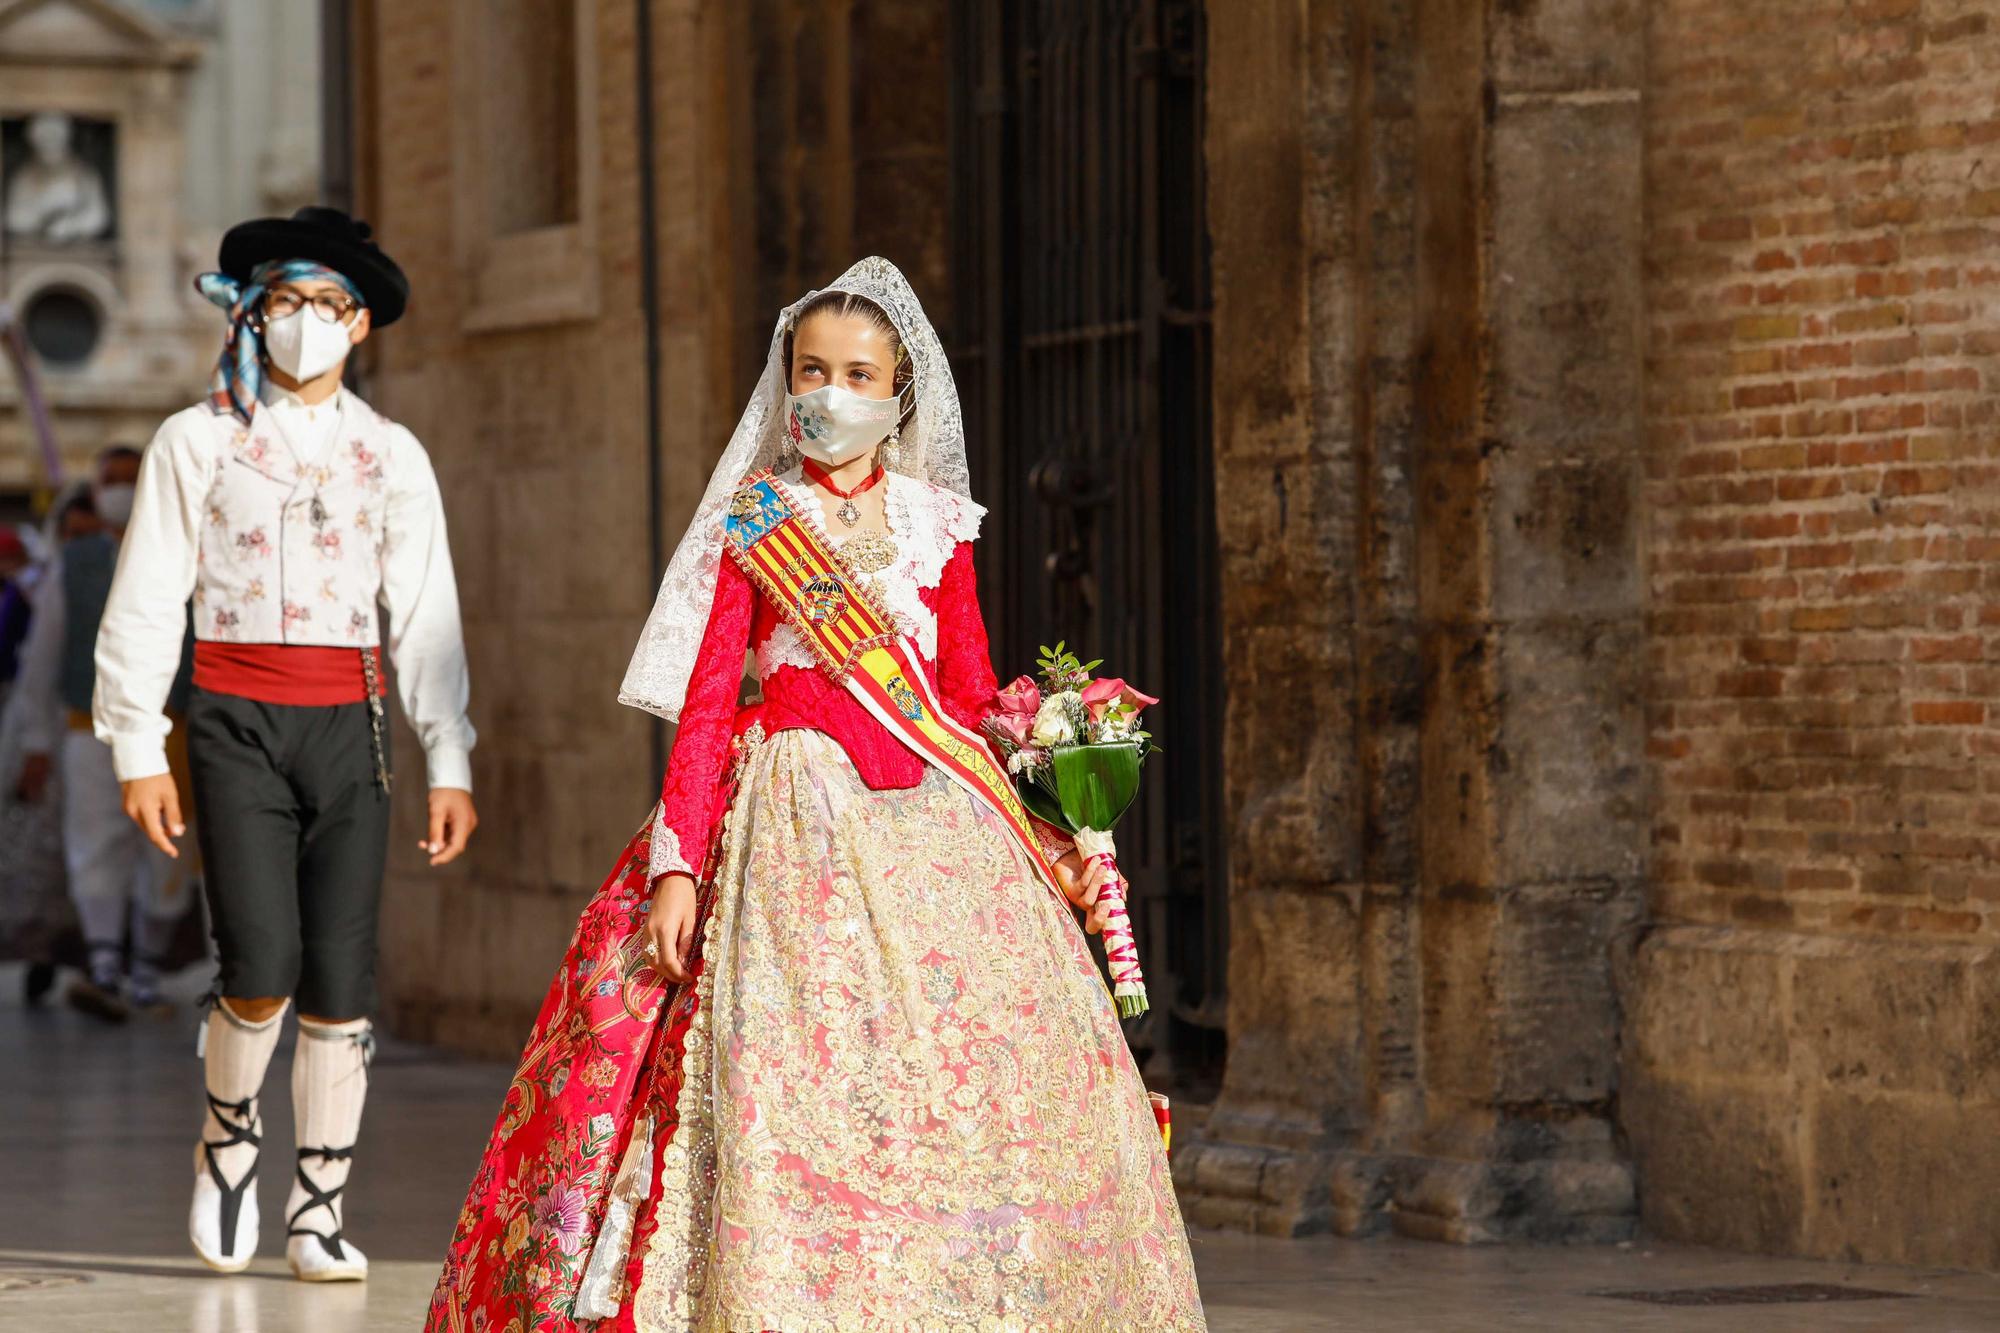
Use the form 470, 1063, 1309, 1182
618, 256, 970, 721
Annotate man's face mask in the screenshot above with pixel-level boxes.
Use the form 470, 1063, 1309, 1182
264, 305, 358, 382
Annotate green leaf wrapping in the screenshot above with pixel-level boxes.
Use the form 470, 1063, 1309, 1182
1017, 778, 1071, 831
1030, 742, 1143, 833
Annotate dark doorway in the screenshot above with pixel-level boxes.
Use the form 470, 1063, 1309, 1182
951, 0, 1224, 1095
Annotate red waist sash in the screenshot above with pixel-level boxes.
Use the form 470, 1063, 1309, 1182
193, 642, 384, 707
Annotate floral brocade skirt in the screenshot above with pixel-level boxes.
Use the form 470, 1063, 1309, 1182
429, 727, 1205, 1333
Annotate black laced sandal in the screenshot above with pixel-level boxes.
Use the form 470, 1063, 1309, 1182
198, 1093, 260, 1262
287, 1144, 365, 1278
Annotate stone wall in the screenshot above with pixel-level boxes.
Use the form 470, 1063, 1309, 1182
357, 0, 733, 1057
1629, 0, 2000, 1269
355, 0, 953, 1058
1173, 0, 1648, 1243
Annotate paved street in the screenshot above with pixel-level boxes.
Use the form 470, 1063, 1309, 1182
4, 961, 1998, 1332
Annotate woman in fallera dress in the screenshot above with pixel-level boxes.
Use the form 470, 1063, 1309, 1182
428, 258, 1205, 1332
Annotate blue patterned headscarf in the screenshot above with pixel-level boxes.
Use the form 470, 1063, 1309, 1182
196, 259, 364, 425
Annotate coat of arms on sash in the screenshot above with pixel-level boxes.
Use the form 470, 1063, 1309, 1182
801, 574, 847, 623
886, 675, 925, 721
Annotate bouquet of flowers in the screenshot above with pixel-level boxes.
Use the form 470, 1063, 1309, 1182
985, 643, 1158, 1017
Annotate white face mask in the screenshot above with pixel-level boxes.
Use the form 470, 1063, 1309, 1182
264, 307, 357, 382
94, 483, 135, 528
784, 384, 905, 467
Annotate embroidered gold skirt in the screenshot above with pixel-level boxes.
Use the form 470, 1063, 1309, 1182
632, 727, 1206, 1331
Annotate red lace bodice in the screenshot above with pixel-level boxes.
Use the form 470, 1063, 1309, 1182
651, 539, 1000, 876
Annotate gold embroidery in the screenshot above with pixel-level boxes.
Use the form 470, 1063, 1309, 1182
838, 529, 900, 574
634, 731, 1204, 1331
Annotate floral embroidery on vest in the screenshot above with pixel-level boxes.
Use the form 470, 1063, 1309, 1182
196, 396, 404, 647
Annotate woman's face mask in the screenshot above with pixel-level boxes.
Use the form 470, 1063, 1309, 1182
264, 306, 358, 382
784, 384, 906, 467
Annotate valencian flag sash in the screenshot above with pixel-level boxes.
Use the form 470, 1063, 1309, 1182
723, 472, 1065, 900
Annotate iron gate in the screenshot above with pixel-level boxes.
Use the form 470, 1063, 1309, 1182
951, 0, 1224, 1093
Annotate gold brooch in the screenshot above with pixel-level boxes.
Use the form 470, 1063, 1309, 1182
839, 531, 899, 574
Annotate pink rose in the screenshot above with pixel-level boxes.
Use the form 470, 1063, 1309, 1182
987, 710, 1037, 750
1081, 677, 1159, 723
994, 675, 1042, 717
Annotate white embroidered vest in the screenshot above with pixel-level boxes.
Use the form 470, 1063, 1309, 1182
190, 392, 398, 647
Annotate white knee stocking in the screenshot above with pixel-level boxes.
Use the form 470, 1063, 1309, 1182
190, 998, 286, 1269
286, 1015, 372, 1272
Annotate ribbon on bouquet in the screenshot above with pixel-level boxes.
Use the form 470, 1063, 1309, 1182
1073, 827, 1147, 1017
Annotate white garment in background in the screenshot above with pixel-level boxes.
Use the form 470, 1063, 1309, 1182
91, 382, 476, 791
60, 728, 186, 950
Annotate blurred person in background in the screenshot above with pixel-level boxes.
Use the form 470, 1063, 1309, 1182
53, 485, 100, 544
12, 446, 195, 1022
0, 519, 71, 1004
0, 525, 29, 684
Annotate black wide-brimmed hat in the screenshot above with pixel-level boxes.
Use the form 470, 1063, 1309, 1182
218, 206, 409, 326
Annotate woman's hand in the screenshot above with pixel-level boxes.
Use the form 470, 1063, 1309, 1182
645, 872, 699, 983
1052, 851, 1112, 935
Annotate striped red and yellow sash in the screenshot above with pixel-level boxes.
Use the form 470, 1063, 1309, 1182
723, 472, 1062, 897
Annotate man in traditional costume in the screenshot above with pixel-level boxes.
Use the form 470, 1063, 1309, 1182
94, 206, 479, 1282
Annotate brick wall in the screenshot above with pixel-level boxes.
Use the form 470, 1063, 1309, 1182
1631, 0, 2000, 1267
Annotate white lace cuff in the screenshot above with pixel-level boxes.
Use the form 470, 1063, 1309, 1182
649, 810, 692, 878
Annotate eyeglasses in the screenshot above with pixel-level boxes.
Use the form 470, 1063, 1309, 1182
264, 289, 359, 324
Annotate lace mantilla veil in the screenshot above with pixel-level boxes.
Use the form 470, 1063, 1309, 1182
618, 256, 972, 722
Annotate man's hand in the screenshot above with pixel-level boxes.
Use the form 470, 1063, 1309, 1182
14, 751, 51, 804
1052, 851, 1113, 935
120, 774, 185, 858
420, 787, 478, 866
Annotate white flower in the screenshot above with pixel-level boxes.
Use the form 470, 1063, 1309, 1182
1006, 747, 1048, 775
1032, 695, 1077, 747
1098, 713, 1132, 742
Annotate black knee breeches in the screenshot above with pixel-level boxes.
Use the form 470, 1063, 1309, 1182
186, 688, 390, 1018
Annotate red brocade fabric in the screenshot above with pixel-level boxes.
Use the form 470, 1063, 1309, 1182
426, 738, 743, 1333
425, 822, 676, 1330
655, 539, 1000, 873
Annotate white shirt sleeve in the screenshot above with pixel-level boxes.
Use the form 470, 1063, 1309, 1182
10, 554, 67, 758
379, 427, 477, 792
94, 416, 208, 781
